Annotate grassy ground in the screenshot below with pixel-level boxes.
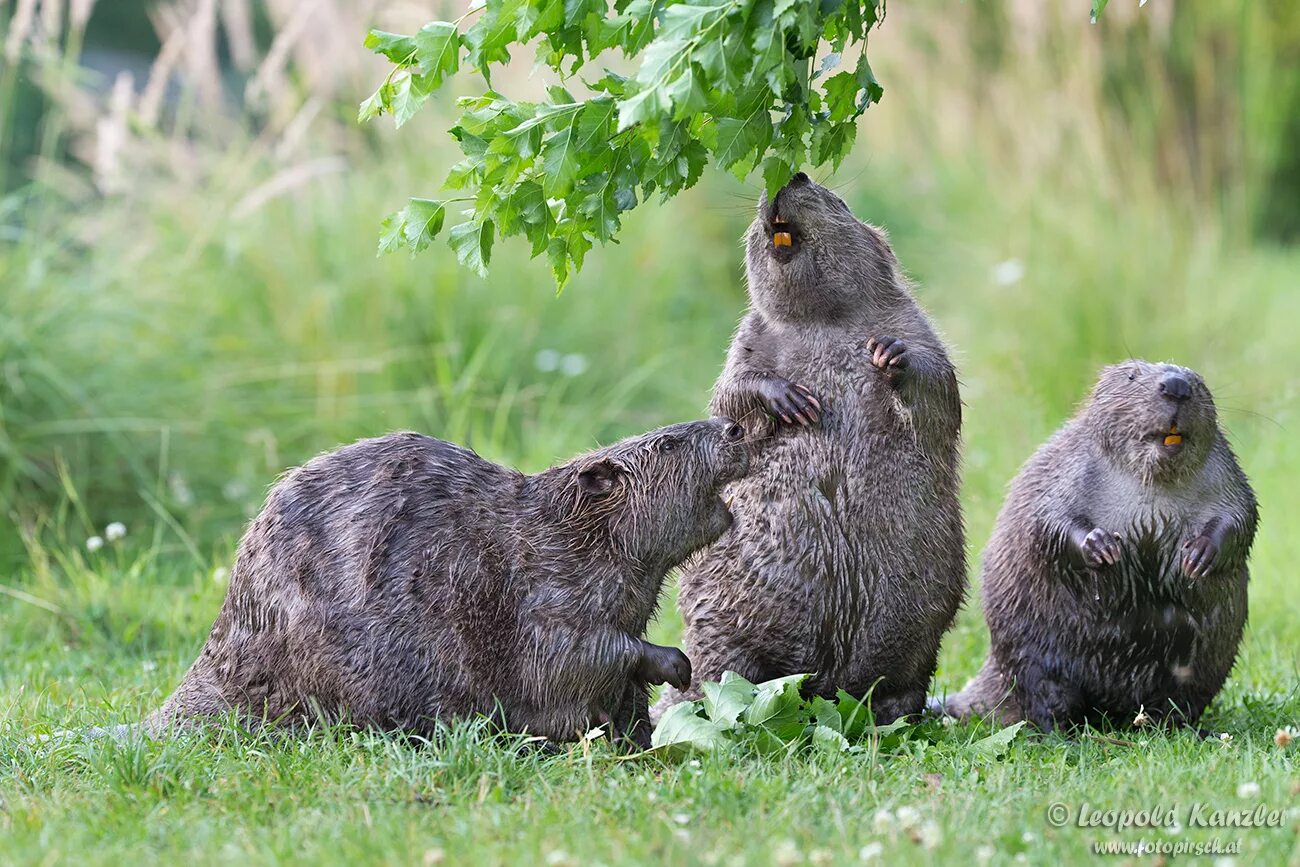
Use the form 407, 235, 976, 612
3, 9, 1300, 865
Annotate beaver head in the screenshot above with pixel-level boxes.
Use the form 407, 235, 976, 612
1085, 360, 1218, 484
744, 172, 900, 324
537, 417, 748, 571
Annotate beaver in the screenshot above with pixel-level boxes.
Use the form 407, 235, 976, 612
943, 361, 1258, 732
150, 419, 747, 747
656, 173, 966, 723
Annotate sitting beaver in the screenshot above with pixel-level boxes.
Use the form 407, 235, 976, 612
944, 361, 1258, 732
658, 172, 966, 723
151, 419, 747, 746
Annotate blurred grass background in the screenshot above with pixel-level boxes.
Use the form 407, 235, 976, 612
1, 0, 1298, 742
3, 3, 1300, 864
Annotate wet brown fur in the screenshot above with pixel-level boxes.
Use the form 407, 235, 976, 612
657, 175, 966, 722
944, 361, 1258, 731
151, 419, 747, 746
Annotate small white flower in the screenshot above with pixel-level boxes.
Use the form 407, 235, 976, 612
688, 759, 701, 768
1275, 727, 1295, 748
534, 349, 561, 373
975, 845, 995, 864
1219, 732, 1234, 744
1237, 782, 1260, 799
104, 522, 127, 542
773, 839, 800, 867
169, 472, 194, 506
917, 821, 942, 850
895, 805, 921, 829
858, 842, 883, 861
1021, 831, 1036, 844
222, 480, 250, 502
559, 353, 589, 377
672, 813, 690, 825
940, 714, 956, 727
872, 808, 895, 834
213, 567, 229, 584
1133, 707, 1151, 726
992, 259, 1025, 286
85, 535, 104, 553
583, 725, 606, 741
141, 660, 157, 674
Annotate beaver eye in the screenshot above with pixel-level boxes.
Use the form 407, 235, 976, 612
1127, 371, 1137, 382
657, 438, 680, 454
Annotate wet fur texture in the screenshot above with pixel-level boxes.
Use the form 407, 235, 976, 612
944, 361, 1258, 731
657, 175, 966, 722
152, 420, 747, 746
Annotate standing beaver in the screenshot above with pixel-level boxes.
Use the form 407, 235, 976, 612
151, 419, 747, 747
944, 361, 1258, 732
657, 173, 966, 723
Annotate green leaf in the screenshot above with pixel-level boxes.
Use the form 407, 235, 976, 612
364, 29, 418, 65
1090, 0, 1110, 23
822, 70, 858, 122
701, 671, 758, 729
357, 86, 387, 123
448, 219, 494, 277
377, 198, 446, 256
389, 70, 431, 129
762, 156, 794, 198
812, 724, 850, 754
651, 701, 730, 755
743, 673, 809, 740
664, 66, 708, 121
412, 21, 462, 87
970, 721, 1028, 759
710, 112, 769, 171
834, 688, 875, 740
540, 112, 585, 196
402, 198, 446, 252
616, 86, 664, 132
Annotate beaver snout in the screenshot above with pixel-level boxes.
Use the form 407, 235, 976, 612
1158, 373, 1191, 403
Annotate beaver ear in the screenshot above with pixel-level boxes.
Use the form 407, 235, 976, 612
576, 459, 621, 497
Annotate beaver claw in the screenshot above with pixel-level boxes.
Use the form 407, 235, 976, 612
756, 377, 821, 427
868, 336, 910, 378
636, 644, 692, 691
1081, 528, 1122, 568
1182, 535, 1219, 579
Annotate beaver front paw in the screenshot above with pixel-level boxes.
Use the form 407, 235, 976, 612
1182, 535, 1220, 579
756, 377, 821, 427
867, 336, 909, 383
1081, 528, 1122, 568
635, 644, 692, 691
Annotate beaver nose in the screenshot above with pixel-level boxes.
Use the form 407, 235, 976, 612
722, 421, 745, 443
1159, 373, 1191, 402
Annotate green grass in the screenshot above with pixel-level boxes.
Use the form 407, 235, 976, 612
4, 16, 1300, 864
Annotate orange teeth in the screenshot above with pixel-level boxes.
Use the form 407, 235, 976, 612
773, 232, 792, 247
1164, 424, 1182, 446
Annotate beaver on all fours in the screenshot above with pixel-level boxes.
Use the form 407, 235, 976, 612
943, 361, 1258, 732
658, 173, 967, 723
150, 419, 748, 747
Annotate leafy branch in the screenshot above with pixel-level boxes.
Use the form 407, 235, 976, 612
360, 0, 887, 287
